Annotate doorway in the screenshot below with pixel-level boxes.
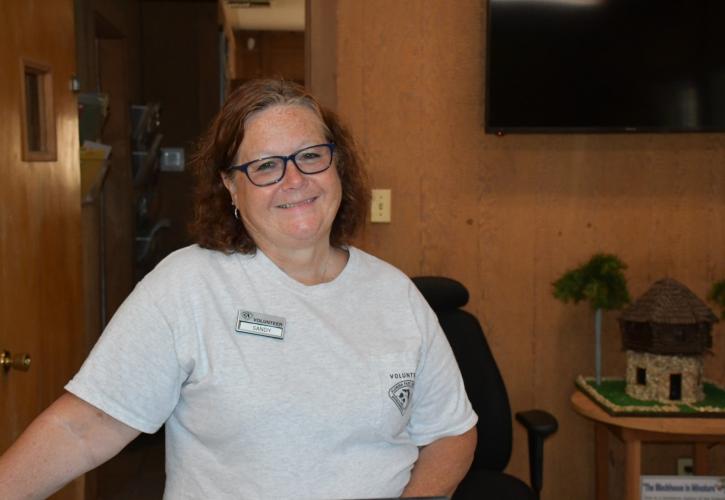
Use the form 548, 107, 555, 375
670, 373, 682, 401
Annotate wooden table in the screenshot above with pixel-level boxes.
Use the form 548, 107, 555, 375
570, 390, 725, 500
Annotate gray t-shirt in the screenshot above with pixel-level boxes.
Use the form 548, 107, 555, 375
66, 245, 477, 499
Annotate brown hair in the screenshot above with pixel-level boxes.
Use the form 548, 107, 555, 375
189, 79, 370, 253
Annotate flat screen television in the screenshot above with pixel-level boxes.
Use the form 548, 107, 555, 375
485, 0, 725, 134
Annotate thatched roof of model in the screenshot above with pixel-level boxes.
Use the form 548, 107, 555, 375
620, 278, 718, 325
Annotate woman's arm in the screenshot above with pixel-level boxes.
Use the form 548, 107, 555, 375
401, 426, 477, 498
0, 392, 140, 499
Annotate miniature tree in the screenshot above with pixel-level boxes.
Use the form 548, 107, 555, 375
552, 253, 630, 386
708, 279, 725, 319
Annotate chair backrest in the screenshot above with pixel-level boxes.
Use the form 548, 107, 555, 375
412, 276, 513, 472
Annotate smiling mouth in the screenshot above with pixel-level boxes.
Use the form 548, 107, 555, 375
276, 197, 317, 209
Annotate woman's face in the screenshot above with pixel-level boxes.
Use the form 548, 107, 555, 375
222, 104, 342, 253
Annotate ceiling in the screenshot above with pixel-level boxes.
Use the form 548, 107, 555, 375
221, 0, 304, 32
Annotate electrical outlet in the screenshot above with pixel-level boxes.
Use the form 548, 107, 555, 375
677, 457, 693, 475
371, 189, 391, 223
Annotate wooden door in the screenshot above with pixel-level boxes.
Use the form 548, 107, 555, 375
0, 1, 85, 498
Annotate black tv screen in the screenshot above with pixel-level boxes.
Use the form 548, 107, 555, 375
486, 0, 725, 133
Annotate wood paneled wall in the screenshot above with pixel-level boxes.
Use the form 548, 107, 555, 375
233, 30, 305, 87
318, 1, 725, 498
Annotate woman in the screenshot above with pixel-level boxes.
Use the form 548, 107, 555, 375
0, 79, 476, 499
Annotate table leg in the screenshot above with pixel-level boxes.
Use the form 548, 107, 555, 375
595, 423, 609, 500
624, 438, 642, 500
694, 443, 709, 475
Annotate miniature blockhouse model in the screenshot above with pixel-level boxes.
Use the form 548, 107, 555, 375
618, 278, 718, 404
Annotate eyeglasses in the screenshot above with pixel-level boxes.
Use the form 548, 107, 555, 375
227, 143, 336, 187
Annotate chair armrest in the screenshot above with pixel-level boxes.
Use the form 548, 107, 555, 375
515, 410, 558, 499
516, 409, 558, 438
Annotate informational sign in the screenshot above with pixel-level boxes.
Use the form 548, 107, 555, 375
642, 476, 725, 500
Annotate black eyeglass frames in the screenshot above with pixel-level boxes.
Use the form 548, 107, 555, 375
227, 143, 336, 187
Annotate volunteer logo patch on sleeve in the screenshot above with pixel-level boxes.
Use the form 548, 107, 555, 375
388, 380, 414, 415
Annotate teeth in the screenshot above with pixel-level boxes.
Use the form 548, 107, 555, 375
278, 197, 315, 209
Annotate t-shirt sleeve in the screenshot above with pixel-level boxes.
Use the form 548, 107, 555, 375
405, 283, 478, 446
65, 282, 185, 434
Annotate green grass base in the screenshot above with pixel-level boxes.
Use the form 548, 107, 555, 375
576, 376, 725, 417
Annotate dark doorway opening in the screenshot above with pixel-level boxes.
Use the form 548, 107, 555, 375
670, 374, 682, 400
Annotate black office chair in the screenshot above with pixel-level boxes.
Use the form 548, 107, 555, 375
412, 276, 558, 500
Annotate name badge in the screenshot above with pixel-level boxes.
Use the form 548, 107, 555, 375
235, 310, 286, 340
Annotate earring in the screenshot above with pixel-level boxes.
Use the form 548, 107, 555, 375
233, 207, 240, 220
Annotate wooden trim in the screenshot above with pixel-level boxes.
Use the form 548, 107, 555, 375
305, 0, 337, 110
19, 58, 57, 162
693, 442, 709, 475
623, 439, 641, 500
